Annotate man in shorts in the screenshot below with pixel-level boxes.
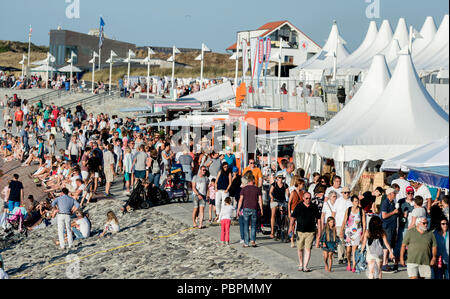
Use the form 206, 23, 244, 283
14, 107, 24, 134
400, 216, 437, 279
132, 144, 147, 185
192, 166, 208, 229
291, 192, 321, 272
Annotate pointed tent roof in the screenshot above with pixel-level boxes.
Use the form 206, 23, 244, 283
411, 16, 437, 55
291, 21, 349, 80
381, 136, 449, 172
390, 18, 409, 50
310, 54, 449, 162
337, 21, 378, 74
413, 14, 449, 73
58, 65, 82, 73
296, 54, 391, 154
345, 19, 393, 70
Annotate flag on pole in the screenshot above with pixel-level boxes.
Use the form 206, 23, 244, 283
256, 37, 265, 88
242, 39, 249, 77
263, 38, 271, 79
99, 17, 105, 49
29, 25, 32, 37
250, 38, 258, 80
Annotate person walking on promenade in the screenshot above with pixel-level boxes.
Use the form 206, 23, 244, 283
340, 195, 366, 273
291, 192, 321, 272
400, 216, 437, 279
237, 174, 263, 248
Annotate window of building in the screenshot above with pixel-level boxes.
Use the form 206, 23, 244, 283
284, 56, 294, 64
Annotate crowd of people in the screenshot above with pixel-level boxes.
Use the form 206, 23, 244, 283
0, 90, 448, 280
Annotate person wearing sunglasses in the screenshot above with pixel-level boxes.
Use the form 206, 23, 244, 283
433, 218, 449, 279
334, 186, 353, 264
400, 216, 438, 279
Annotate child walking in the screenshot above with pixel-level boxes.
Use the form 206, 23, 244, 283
99, 211, 120, 238
219, 197, 235, 245
207, 178, 217, 223
320, 216, 340, 272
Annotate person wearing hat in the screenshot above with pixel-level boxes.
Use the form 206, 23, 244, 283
223, 146, 236, 170
380, 187, 400, 273
334, 186, 353, 264
0, 254, 8, 279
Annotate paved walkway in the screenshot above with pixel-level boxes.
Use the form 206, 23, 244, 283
152, 201, 409, 279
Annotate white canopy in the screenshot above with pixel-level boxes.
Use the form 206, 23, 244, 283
304, 54, 449, 162
290, 21, 349, 80
338, 19, 393, 74
58, 65, 82, 73
411, 16, 437, 55
30, 64, 57, 72
413, 14, 449, 74
296, 54, 392, 155
381, 136, 449, 172
336, 21, 378, 76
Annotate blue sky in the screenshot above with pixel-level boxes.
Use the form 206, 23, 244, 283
0, 0, 448, 53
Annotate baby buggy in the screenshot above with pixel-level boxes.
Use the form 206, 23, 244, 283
160, 164, 190, 203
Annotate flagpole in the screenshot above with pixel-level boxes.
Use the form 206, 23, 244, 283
127, 50, 131, 91
234, 41, 240, 95
147, 48, 151, 100
46, 53, 49, 89
109, 51, 113, 95
172, 46, 176, 100
27, 25, 31, 75
200, 44, 205, 91
70, 52, 73, 91
278, 38, 282, 94
92, 55, 96, 94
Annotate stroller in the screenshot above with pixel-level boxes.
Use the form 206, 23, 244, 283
160, 164, 189, 203
122, 179, 154, 213
4, 207, 28, 235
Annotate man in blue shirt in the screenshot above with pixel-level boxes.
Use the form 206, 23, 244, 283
223, 146, 236, 169
20, 125, 29, 153
381, 187, 400, 273
52, 188, 80, 250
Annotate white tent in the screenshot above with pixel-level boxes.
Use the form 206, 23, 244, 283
413, 14, 449, 75
290, 21, 349, 81
310, 54, 449, 162
381, 136, 449, 172
30, 64, 56, 72
336, 21, 378, 76
357, 18, 408, 70
58, 65, 82, 73
296, 54, 392, 155
411, 16, 437, 55
339, 19, 393, 73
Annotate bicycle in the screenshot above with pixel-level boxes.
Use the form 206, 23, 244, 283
274, 201, 290, 243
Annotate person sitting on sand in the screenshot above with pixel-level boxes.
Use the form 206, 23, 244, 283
71, 210, 91, 240
99, 211, 120, 238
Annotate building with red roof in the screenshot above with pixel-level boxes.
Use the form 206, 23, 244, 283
226, 20, 322, 76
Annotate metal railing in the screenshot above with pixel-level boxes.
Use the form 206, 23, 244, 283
61, 92, 110, 110
27, 89, 64, 104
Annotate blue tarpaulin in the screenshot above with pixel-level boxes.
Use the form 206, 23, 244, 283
407, 166, 449, 190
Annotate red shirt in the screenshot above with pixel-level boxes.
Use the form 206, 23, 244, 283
52, 109, 59, 119
14, 110, 24, 121
48, 119, 57, 127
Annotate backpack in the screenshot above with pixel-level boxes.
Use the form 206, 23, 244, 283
368, 237, 384, 258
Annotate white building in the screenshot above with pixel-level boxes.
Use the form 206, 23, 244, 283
226, 21, 322, 76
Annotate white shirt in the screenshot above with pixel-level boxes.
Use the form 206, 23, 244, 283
219, 204, 235, 221
322, 200, 337, 224
76, 217, 91, 238
334, 197, 353, 227
415, 184, 432, 207
296, 86, 304, 97
391, 178, 410, 201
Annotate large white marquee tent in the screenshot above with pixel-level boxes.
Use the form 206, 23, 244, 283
295, 53, 449, 187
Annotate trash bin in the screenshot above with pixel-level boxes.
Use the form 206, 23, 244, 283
65, 81, 70, 91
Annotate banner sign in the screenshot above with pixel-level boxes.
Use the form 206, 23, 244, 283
242, 39, 249, 77
256, 37, 264, 87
